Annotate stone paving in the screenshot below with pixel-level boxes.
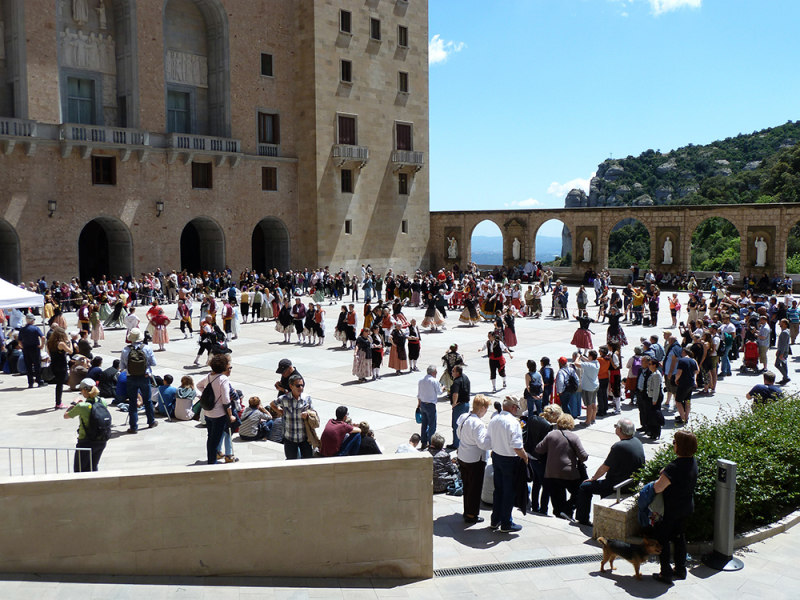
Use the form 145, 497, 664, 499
1, 285, 797, 599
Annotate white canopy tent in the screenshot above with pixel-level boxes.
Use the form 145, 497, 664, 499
0, 278, 44, 310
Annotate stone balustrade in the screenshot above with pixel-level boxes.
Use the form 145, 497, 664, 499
257, 142, 280, 157
168, 132, 243, 167
333, 143, 370, 168
59, 123, 151, 161
0, 117, 38, 156
391, 150, 425, 172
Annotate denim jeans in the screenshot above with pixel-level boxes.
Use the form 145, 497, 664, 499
529, 456, 550, 514
491, 452, 520, 529
206, 415, 228, 464
451, 402, 469, 448
575, 479, 613, 523
419, 402, 437, 447
337, 432, 362, 456
720, 345, 732, 376
217, 429, 233, 456
284, 439, 313, 459
127, 375, 155, 431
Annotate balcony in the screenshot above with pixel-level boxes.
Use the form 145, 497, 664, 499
0, 118, 38, 156
391, 150, 425, 172
257, 143, 280, 157
333, 144, 369, 169
168, 133, 243, 167
60, 124, 151, 162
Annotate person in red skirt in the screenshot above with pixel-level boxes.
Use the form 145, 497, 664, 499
502, 307, 517, 350
479, 331, 512, 393
571, 311, 595, 356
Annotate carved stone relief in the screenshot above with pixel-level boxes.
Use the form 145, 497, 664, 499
60, 27, 116, 74
165, 51, 208, 88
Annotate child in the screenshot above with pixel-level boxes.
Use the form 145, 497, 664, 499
175, 375, 196, 421
238, 397, 274, 441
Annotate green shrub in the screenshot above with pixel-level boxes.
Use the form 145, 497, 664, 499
635, 394, 800, 541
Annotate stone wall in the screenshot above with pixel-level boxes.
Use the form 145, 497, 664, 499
0, 454, 434, 579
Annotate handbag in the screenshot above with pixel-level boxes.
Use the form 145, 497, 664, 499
562, 431, 588, 480
415, 406, 423, 424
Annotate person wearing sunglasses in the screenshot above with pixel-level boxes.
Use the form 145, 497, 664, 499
270, 374, 314, 459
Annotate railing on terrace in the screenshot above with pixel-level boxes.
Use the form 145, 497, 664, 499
0, 446, 93, 477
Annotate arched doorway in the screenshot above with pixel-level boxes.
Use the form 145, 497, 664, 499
786, 222, 800, 274
470, 220, 503, 267
0, 219, 21, 283
608, 219, 650, 269
252, 217, 290, 274
535, 219, 571, 267
78, 217, 134, 284
181, 217, 225, 273
691, 218, 740, 272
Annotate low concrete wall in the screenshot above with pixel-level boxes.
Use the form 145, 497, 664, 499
0, 454, 433, 579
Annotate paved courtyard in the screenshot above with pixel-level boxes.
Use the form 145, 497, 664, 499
1, 285, 796, 599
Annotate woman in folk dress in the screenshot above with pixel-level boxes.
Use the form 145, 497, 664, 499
421, 293, 445, 331
90, 304, 104, 347
459, 293, 480, 326
388, 323, 408, 375
352, 328, 373, 382
276, 299, 294, 343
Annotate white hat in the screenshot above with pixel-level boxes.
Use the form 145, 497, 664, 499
128, 328, 144, 343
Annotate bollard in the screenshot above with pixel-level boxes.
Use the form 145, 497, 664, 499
702, 459, 744, 571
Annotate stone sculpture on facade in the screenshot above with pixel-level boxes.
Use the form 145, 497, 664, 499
96, 0, 107, 30
663, 236, 673, 265
60, 28, 116, 73
512, 237, 521, 261
755, 237, 768, 267
447, 236, 458, 259
582, 237, 592, 263
165, 51, 209, 88
73, 0, 90, 26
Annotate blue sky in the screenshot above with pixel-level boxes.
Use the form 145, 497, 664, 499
428, 0, 800, 237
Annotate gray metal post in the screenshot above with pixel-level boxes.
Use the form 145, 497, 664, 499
703, 459, 744, 571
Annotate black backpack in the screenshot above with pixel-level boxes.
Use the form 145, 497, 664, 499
563, 369, 580, 394
541, 366, 554, 386
200, 375, 220, 411
86, 398, 113, 442
127, 344, 147, 377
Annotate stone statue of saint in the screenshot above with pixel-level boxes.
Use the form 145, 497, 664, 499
512, 237, 521, 261
663, 236, 673, 265
582, 237, 592, 263
755, 237, 768, 267
447, 236, 458, 259
96, 0, 108, 30
73, 0, 90, 26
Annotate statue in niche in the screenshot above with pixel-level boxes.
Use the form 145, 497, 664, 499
73, 0, 90, 26
96, 0, 107, 30
663, 236, 673, 265
512, 237, 521, 261
755, 237, 768, 267
582, 237, 592, 263
447, 236, 458, 259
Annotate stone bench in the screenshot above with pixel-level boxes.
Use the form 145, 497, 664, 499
592, 494, 641, 541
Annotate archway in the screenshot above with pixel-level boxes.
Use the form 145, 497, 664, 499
252, 217, 290, 274
470, 220, 503, 267
0, 219, 21, 283
181, 217, 225, 273
787, 222, 800, 274
691, 218, 740, 272
78, 217, 133, 284
163, 0, 231, 137
535, 219, 571, 267
608, 219, 650, 269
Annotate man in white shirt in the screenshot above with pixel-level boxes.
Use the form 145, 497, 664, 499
486, 395, 528, 533
456, 395, 493, 524
417, 365, 442, 449
395, 433, 421, 454
575, 351, 600, 426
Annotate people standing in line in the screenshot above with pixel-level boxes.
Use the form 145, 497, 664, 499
674, 348, 697, 426
555, 356, 581, 419
456, 394, 492, 523
270, 374, 314, 460
369, 324, 384, 380
196, 354, 237, 464
119, 328, 158, 434
388, 322, 408, 375
524, 359, 544, 416
535, 413, 589, 520
19, 313, 47, 389
448, 365, 471, 449
64, 378, 111, 472
487, 395, 528, 533
417, 365, 441, 449
646, 359, 664, 439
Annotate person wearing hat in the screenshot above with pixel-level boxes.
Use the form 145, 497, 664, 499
64, 378, 110, 472
487, 395, 528, 533
19, 313, 47, 389
120, 328, 158, 434
274, 358, 301, 396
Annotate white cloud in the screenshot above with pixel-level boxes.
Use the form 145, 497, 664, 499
429, 35, 466, 65
504, 198, 542, 208
648, 0, 701, 15
547, 174, 595, 198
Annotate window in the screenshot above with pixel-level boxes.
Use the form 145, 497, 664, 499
192, 162, 212, 189
398, 25, 409, 48
370, 18, 381, 41
396, 123, 412, 151
167, 90, 190, 134
117, 96, 127, 128
261, 53, 274, 77
345, 220, 353, 235
67, 77, 95, 125
398, 172, 409, 195
258, 112, 280, 144
91, 156, 116, 186
340, 60, 353, 83
340, 10, 352, 34
399, 71, 409, 94
341, 169, 353, 193
402, 220, 408, 234
262, 167, 278, 191
338, 115, 357, 145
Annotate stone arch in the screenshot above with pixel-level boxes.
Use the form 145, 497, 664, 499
163, 0, 231, 137
607, 217, 653, 270
690, 217, 741, 273
180, 216, 225, 273
533, 218, 572, 266
469, 219, 503, 267
0, 218, 21, 283
78, 216, 134, 284
252, 217, 290, 275
57, 0, 139, 127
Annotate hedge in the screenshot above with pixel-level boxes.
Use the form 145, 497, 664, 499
635, 394, 800, 541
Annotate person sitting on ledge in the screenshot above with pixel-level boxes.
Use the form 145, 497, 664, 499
356, 421, 382, 455
396, 433, 421, 453
238, 396, 274, 441
746, 370, 782, 406
428, 433, 460, 493
319, 405, 362, 457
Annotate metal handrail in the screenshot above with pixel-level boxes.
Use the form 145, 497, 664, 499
0, 446, 93, 476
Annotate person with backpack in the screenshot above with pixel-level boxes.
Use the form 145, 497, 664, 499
64, 378, 112, 472
524, 359, 544, 415
540, 357, 555, 406
120, 327, 158, 434
555, 357, 581, 419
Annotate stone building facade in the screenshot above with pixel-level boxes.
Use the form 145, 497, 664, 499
0, 0, 429, 283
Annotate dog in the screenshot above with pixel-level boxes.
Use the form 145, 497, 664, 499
598, 536, 662, 580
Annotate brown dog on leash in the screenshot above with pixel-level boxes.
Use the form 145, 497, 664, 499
598, 537, 663, 580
